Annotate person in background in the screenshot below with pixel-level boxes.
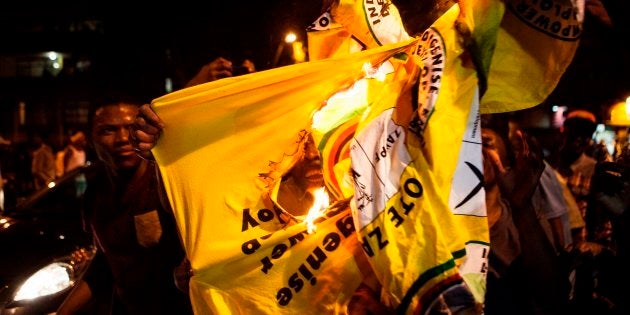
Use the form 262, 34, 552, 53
480, 123, 522, 315
55, 135, 69, 178
60, 130, 89, 196
184, 56, 256, 89
63, 130, 88, 174
508, 120, 574, 254
612, 126, 630, 161
482, 113, 570, 315
276, 132, 327, 218
30, 132, 56, 191
57, 94, 193, 315
550, 110, 601, 245
508, 119, 598, 313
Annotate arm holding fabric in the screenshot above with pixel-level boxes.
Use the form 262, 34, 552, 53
133, 104, 164, 156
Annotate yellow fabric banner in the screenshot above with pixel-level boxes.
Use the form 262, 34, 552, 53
318, 0, 582, 114
332, 0, 410, 48
480, 0, 582, 113
306, 10, 362, 61
151, 41, 413, 314
315, 1, 490, 311
347, 6, 488, 313
150, 0, 580, 313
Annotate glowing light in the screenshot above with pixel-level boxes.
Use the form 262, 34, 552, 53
285, 32, 297, 44
0, 218, 7, 224
48, 181, 56, 188
312, 60, 393, 136
304, 188, 329, 234
14, 263, 73, 301
165, 77, 173, 93
362, 61, 393, 82
596, 124, 606, 132
47, 51, 58, 61
608, 101, 630, 126
292, 41, 306, 63
313, 79, 368, 132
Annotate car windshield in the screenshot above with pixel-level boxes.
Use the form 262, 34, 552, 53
11, 167, 88, 219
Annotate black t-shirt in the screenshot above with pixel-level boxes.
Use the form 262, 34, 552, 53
83, 161, 193, 315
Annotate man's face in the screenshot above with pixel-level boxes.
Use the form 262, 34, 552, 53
91, 103, 142, 170
481, 128, 509, 186
289, 134, 324, 191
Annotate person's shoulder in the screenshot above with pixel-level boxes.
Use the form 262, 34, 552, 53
572, 153, 597, 174
581, 153, 597, 166
84, 162, 108, 185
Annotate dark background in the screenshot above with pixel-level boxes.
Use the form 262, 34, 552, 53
0, 1, 326, 101
0, 0, 628, 139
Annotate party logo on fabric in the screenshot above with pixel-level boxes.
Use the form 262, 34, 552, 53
364, 0, 391, 26
508, 0, 582, 41
409, 27, 444, 138
350, 109, 411, 228
307, 9, 332, 31
320, 120, 358, 200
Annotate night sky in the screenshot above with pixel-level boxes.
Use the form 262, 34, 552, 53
0, 1, 628, 110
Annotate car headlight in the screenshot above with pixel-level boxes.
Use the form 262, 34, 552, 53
13, 262, 74, 301
8, 246, 95, 304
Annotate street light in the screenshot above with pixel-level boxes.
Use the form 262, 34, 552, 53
273, 32, 302, 67
285, 33, 297, 44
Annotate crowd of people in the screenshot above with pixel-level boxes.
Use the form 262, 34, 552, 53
0, 50, 628, 314
482, 110, 629, 314
0, 36, 628, 315
0, 128, 90, 210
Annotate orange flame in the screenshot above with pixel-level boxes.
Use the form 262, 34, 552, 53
304, 187, 329, 234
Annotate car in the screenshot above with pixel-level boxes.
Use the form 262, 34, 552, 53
0, 163, 98, 315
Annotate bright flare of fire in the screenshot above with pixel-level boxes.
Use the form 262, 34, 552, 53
304, 187, 330, 234
362, 61, 393, 81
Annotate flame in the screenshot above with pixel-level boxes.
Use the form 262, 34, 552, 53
362, 61, 393, 81
304, 187, 330, 234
